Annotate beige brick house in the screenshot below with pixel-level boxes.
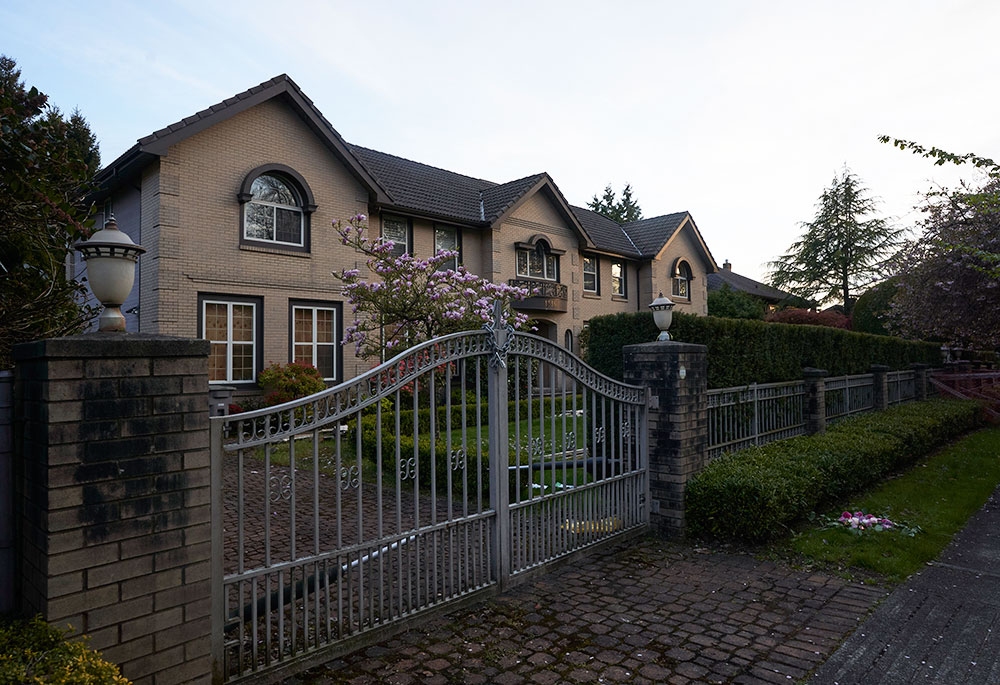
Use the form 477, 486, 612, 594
92, 75, 718, 391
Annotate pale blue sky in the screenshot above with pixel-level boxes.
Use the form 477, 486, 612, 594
3, 0, 997, 281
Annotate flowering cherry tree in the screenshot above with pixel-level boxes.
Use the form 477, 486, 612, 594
331, 214, 533, 360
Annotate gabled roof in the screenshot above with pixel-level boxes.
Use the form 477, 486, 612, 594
707, 269, 797, 304
571, 206, 642, 258
620, 212, 689, 256
95, 74, 390, 203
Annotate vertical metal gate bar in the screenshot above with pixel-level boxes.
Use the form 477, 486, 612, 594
429, 370, 437, 602
487, 304, 511, 589
549, 362, 556, 560
526, 357, 534, 567
475, 358, 482, 588
375, 400, 384, 623
289, 437, 297, 565
513, 356, 521, 571
394, 389, 402, 619
313, 428, 320, 557
413, 377, 421, 611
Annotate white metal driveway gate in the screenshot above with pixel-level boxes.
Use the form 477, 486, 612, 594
210, 306, 649, 681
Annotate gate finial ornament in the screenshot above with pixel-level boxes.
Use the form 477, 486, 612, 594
483, 300, 515, 368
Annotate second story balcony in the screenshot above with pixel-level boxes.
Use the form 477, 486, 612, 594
508, 278, 568, 313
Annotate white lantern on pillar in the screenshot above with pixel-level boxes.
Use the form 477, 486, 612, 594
648, 292, 675, 341
75, 216, 146, 332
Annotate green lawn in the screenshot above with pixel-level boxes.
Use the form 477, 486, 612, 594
784, 425, 1000, 583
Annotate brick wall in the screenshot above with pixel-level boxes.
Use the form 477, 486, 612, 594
13, 334, 213, 685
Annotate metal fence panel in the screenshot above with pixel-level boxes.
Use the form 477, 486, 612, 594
706, 381, 806, 460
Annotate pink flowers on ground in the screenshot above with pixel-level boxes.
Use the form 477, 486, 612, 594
837, 511, 895, 531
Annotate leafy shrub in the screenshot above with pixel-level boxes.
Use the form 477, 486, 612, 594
852, 279, 898, 336
764, 308, 851, 329
582, 311, 941, 387
686, 399, 984, 542
0, 615, 130, 684
707, 284, 767, 320
257, 362, 326, 406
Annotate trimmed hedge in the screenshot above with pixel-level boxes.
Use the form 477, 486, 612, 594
0, 615, 130, 684
580, 311, 941, 388
686, 399, 984, 542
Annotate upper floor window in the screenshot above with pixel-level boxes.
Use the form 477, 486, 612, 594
382, 215, 410, 258
610, 260, 626, 297
582, 255, 599, 293
434, 225, 460, 271
517, 241, 559, 281
238, 164, 315, 252
672, 260, 693, 299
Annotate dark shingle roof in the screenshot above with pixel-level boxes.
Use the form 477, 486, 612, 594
707, 269, 796, 304
620, 212, 689, 256
571, 206, 642, 258
481, 174, 546, 223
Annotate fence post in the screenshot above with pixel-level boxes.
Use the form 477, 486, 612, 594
870, 364, 889, 411
486, 303, 511, 589
0, 370, 13, 614
911, 363, 929, 400
623, 341, 708, 539
803, 368, 827, 435
12, 334, 214, 684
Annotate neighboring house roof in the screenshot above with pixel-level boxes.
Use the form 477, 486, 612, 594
707, 268, 797, 304
95, 73, 713, 263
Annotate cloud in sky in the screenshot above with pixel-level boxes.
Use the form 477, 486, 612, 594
2, 0, 997, 282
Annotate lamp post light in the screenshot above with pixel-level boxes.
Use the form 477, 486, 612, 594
75, 216, 146, 332
648, 292, 675, 341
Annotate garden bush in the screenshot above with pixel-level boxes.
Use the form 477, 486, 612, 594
581, 311, 941, 387
686, 399, 984, 542
0, 615, 130, 684
764, 308, 851, 329
257, 362, 326, 406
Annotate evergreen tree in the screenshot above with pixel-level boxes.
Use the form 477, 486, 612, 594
588, 183, 643, 224
0, 55, 100, 368
769, 168, 903, 315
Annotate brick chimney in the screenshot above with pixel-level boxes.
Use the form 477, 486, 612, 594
723, 259, 731, 271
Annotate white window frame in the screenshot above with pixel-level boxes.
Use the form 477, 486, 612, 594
434, 225, 460, 271
382, 215, 410, 257
582, 255, 598, 293
516, 248, 559, 281
672, 261, 692, 300
243, 176, 304, 247
610, 261, 626, 297
203, 299, 257, 384
292, 305, 337, 381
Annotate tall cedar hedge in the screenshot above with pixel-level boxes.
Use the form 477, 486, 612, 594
580, 312, 941, 388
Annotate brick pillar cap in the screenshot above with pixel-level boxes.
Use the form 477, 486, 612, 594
870, 364, 890, 372
13, 333, 210, 361
803, 367, 828, 378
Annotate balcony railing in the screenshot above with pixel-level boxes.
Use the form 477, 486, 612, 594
508, 278, 568, 312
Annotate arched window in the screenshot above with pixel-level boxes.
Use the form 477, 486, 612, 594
672, 260, 693, 299
564, 329, 574, 352
516, 238, 560, 281
238, 164, 316, 252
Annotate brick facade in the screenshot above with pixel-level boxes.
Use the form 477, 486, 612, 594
13, 334, 213, 685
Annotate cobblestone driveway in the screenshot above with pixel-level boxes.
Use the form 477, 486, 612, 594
297, 537, 885, 684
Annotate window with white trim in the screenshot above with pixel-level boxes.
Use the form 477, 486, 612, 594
583, 255, 598, 293
292, 305, 337, 381
243, 174, 303, 246
516, 243, 559, 281
382, 215, 410, 257
610, 261, 626, 297
672, 260, 692, 299
434, 225, 460, 271
203, 300, 257, 383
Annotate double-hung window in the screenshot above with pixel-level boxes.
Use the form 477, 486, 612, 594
292, 304, 338, 381
434, 225, 460, 271
382, 215, 410, 258
583, 255, 599, 293
202, 298, 259, 383
610, 261, 626, 297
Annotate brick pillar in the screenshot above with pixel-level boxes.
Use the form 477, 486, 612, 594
0, 370, 13, 613
803, 368, 827, 435
870, 364, 890, 411
623, 341, 708, 539
911, 363, 929, 400
13, 333, 213, 685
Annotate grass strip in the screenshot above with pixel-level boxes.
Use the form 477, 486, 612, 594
786, 425, 1000, 583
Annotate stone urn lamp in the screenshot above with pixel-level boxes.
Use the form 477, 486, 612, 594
75, 216, 146, 332
648, 292, 676, 341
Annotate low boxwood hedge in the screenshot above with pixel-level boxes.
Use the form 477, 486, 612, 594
0, 615, 129, 684
686, 399, 984, 542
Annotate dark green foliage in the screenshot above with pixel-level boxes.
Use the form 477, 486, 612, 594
0, 55, 101, 368
686, 399, 984, 542
764, 308, 851, 329
587, 183, 643, 223
257, 362, 326, 406
0, 615, 130, 684
581, 311, 941, 388
706, 284, 766, 320
852, 279, 898, 336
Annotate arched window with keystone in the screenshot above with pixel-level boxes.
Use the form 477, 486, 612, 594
238, 164, 317, 252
